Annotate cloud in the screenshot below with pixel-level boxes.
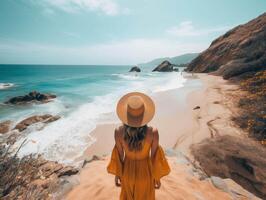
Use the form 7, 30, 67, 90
166, 21, 230, 37
35, 0, 129, 16
0, 38, 206, 64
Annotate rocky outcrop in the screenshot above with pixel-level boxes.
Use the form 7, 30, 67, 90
191, 135, 266, 199
152, 60, 175, 72
186, 13, 266, 79
14, 114, 60, 132
5, 91, 56, 105
0, 121, 12, 134
0, 145, 79, 200
129, 66, 141, 72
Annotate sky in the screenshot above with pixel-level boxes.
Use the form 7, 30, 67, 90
0, 0, 265, 65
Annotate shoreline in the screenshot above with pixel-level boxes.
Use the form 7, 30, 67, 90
80, 72, 245, 161
77, 73, 203, 162
65, 73, 260, 199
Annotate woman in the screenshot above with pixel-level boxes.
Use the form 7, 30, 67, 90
107, 92, 170, 200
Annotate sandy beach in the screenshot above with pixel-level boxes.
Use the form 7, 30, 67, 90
76, 74, 203, 161
79, 73, 245, 160
1, 4, 265, 200
65, 74, 258, 200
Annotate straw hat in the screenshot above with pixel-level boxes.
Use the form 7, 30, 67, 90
116, 92, 155, 127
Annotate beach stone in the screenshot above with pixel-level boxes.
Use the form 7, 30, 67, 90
129, 66, 141, 72
210, 176, 229, 193
57, 166, 79, 177
14, 114, 60, 132
0, 120, 12, 134
193, 106, 200, 110
224, 178, 261, 200
152, 60, 175, 72
82, 155, 102, 168
5, 91, 56, 105
165, 149, 191, 165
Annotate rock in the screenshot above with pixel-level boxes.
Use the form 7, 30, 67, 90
129, 66, 141, 72
223, 178, 261, 200
0, 143, 79, 200
152, 60, 175, 72
57, 166, 79, 177
82, 155, 101, 168
14, 114, 60, 132
6, 130, 20, 145
210, 176, 229, 193
165, 149, 191, 165
186, 13, 266, 80
31, 179, 51, 189
173, 67, 179, 72
191, 135, 266, 199
37, 157, 79, 177
5, 91, 56, 105
193, 106, 200, 110
43, 115, 61, 124
0, 120, 12, 134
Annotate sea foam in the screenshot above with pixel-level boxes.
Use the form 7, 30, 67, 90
15, 72, 186, 164
0, 83, 14, 90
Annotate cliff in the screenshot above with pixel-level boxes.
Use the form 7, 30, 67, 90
186, 13, 266, 79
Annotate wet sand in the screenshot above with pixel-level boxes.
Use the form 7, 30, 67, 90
80, 74, 203, 160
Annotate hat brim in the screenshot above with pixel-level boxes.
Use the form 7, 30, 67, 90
116, 92, 155, 127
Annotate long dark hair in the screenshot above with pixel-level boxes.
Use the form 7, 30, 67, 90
123, 124, 148, 151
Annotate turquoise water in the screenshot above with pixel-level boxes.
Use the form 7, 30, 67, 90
0, 65, 131, 119
0, 64, 187, 164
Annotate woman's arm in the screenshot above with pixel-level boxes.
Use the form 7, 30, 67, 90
150, 128, 161, 189
114, 128, 124, 163
114, 128, 124, 187
151, 127, 159, 163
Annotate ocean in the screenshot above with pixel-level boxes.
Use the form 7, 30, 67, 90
0, 64, 187, 164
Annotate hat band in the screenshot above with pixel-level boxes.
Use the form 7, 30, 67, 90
127, 104, 144, 117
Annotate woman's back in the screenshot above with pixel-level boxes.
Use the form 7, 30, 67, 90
107, 92, 170, 200
118, 125, 153, 161
113, 125, 157, 200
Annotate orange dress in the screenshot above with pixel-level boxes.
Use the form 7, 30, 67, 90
107, 138, 170, 200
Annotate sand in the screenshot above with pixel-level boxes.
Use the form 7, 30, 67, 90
80, 74, 203, 160
65, 74, 255, 200
66, 157, 234, 200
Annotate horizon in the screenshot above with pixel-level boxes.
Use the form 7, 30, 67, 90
0, 0, 265, 65
0, 52, 198, 66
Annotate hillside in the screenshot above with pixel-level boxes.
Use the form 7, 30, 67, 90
139, 53, 199, 67
186, 13, 266, 79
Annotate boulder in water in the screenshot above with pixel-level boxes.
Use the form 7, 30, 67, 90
152, 60, 175, 72
14, 114, 60, 132
5, 91, 56, 105
129, 66, 141, 72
